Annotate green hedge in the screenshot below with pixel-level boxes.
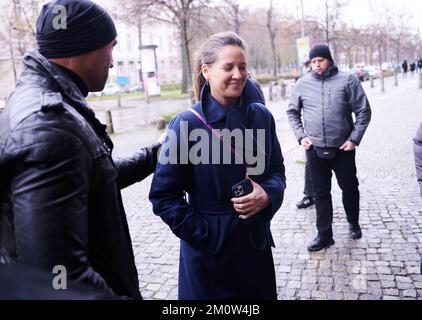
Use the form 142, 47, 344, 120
254, 73, 299, 85
163, 111, 179, 124
161, 83, 182, 91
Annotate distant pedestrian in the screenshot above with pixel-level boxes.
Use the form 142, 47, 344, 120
402, 59, 409, 79
410, 62, 416, 77
417, 58, 422, 73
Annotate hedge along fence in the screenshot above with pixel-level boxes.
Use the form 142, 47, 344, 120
254, 73, 300, 85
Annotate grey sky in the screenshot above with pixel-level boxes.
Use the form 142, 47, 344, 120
240, 0, 422, 33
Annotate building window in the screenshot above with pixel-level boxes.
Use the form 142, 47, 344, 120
117, 61, 124, 76
127, 34, 132, 51
129, 61, 136, 74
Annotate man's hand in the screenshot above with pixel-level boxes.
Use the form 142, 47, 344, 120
231, 177, 270, 220
301, 137, 313, 150
340, 140, 356, 151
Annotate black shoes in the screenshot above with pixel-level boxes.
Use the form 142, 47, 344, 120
307, 236, 335, 252
308, 225, 362, 251
296, 196, 314, 209
349, 224, 362, 239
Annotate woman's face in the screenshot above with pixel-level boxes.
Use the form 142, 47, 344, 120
202, 45, 248, 107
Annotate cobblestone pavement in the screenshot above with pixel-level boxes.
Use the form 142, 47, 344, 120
112, 75, 422, 300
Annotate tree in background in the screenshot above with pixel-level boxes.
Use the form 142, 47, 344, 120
151, 0, 211, 94
112, 0, 157, 86
317, 0, 349, 61
266, 0, 279, 77
0, 0, 37, 84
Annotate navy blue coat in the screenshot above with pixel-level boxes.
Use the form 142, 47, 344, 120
149, 80, 286, 300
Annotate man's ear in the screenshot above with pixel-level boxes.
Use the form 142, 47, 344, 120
201, 64, 209, 81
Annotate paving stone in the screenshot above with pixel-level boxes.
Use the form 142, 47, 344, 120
402, 290, 417, 298
383, 289, 399, 296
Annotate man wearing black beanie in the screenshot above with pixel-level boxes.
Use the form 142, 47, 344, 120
0, 0, 161, 299
287, 43, 372, 252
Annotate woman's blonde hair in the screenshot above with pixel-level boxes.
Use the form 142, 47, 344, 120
193, 31, 246, 103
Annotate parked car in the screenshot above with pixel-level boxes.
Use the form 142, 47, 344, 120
124, 83, 143, 93
351, 67, 366, 82
363, 66, 382, 79
88, 91, 102, 98
102, 83, 121, 96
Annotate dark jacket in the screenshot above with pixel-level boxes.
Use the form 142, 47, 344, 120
287, 64, 371, 147
149, 80, 286, 299
414, 122, 422, 198
0, 51, 160, 299
410, 63, 416, 72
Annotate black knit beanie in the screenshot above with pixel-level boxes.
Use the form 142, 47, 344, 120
36, 0, 117, 58
309, 44, 333, 62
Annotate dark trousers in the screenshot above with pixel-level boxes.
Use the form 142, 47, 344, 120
303, 159, 314, 197
306, 147, 360, 239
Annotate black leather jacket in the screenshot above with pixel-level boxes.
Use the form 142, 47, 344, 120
0, 51, 160, 299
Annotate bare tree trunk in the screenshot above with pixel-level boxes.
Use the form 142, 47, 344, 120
267, 0, 278, 78
396, 44, 400, 66
180, 18, 192, 93
332, 42, 338, 62
233, 4, 240, 34
363, 46, 368, 65
325, 0, 330, 46
8, 23, 17, 85
346, 49, 352, 68
137, 22, 144, 85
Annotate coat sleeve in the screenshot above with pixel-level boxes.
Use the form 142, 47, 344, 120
256, 113, 286, 221
286, 81, 307, 144
413, 122, 422, 198
149, 116, 210, 252
347, 74, 372, 145
9, 124, 122, 299
113, 142, 161, 190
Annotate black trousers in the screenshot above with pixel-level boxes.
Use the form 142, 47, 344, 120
303, 159, 314, 197
306, 147, 360, 239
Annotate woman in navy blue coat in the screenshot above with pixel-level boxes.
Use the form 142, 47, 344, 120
149, 32, 286, 300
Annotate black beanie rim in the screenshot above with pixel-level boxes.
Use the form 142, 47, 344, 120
309, 44, 333, 62
36, 0, 117, 58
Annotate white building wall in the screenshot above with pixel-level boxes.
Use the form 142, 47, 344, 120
101, 0, 183, 87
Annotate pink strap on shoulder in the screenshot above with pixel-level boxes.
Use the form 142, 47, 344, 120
188, 108, 224, 142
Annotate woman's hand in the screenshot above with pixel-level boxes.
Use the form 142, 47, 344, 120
231, 177, 270, 220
